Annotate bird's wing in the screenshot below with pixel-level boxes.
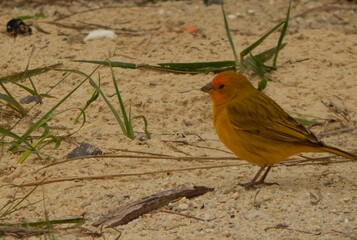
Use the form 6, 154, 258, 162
226, 93, 321, 145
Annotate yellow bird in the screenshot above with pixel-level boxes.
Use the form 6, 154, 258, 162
201, 71, 356, 188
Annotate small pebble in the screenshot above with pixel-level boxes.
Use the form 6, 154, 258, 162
244, 210, 270, 220
231, 192, 240, 200
341, 198, 350, 203
227, 14, 236, 20
310, 225, 322, 235
177, 203, 189, 211
247, 9, 255, 15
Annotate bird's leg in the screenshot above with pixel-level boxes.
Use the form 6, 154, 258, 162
240, 166, 266, 189
257, 166, 272, 183
242, 166, 279, 190
255, 166, 279, 187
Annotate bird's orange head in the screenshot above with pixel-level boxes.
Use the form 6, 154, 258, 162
201, 71, 254, 106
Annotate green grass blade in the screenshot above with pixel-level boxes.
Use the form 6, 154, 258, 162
0, 217, 85, 229
294, 117, 315, 126
273, 0, 291, 67
221, 4, 239, 66
0, 64, 62, 83
82, 71, 128, 137
74, 59, 236, 73
246, 43, 286, 65
14, 82, 37, 96
108, 62, 134, 139
240, 21, 284, 66
73, 59, 137, 69
0, 127, 36, 152
18, 12, 46, 20
16, 107, 84, 163
74, 80, 99, 124
0, 93, 26, 116
17, 134, 48, 163
8, 67, 98, 153
134, 115, 151, 139
258, 79, 268, 91
156, 61, 236, 72
242, 44, 286, 80
0, 184, 40, 218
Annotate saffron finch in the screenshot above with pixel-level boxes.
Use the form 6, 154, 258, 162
201, 71, 356, 188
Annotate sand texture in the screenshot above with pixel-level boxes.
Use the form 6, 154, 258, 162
0, 0, 356, 239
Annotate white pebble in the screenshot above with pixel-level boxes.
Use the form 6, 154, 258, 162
227, 14, 236, 20
84, 29, 116, 42
247, 9, 255, 15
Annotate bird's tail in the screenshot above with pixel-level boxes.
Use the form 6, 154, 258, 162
322, 145, 356, 161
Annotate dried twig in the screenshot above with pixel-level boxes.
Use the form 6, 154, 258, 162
159, 209, 206, 222
92, 186, 214, 227
294, 5, 357, 18
0, 226, 53, 238
33, 154, 239, 173
20, 153, 356, 187
16, 163, 245, 187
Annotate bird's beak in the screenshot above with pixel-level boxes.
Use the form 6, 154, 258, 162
200, 82, 213, 93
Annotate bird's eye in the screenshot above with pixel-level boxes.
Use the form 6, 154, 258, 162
218, 84, 225, 89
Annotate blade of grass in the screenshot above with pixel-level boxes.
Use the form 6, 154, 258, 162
0, 93, 26, 116
244, 43, 286, 66
74, 59, 137, 69
16, 108, 86, 163
17, 134, 49, 163
8, 67, 99, 153
240, 21, 284, 68
134, 115, 151, 139
20, 217, 85, 228
0, 64, 62, 83
221, 3, 239, 66
18, 12, 46, 20
74, 78, 99, 124
69, 67, 136, 139
0, 184, 40, 219
109, 61, 134, 139
273, 0, 291, 67
74, 59, 236, 74
294, 117, 315, 126
0, 127, 37, 152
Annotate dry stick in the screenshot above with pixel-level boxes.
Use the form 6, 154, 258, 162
0, 226, 53, 238
26, 154, 356, 186
294, 5, 357, 18
92, 186, 214, 228
159, 209, 207, 222
319, 127, 355, 137
18, 163, 245, 187
16, 156, 355, 188
162, 139, 233, 154
32, 155, 239, 173
0, 226, 101, 239
264, 224, 320, 235
54, 5, 159, 21
35, 152, 356, 174
112, 148, 171, 157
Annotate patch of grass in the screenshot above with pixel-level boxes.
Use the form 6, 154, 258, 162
73, 0, 292, 92
0, 65, 101, 163
84, 62, 150, 140
0, 184, 85, 238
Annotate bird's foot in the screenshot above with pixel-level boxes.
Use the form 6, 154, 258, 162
240, 181, 279, 190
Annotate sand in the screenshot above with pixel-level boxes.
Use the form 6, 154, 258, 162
0, 0, 356, 239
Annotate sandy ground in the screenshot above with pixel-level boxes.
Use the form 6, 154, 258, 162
0, 0, 357, 239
